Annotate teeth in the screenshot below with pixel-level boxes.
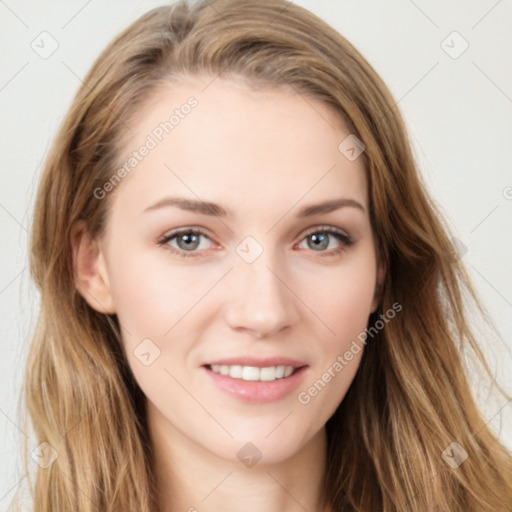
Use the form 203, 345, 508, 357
242, 366, 260, 381
260, 367, 277, 381
229, 365, 242, 378
209, 364, 296, 381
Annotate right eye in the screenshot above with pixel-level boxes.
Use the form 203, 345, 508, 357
157, 228, 215, 258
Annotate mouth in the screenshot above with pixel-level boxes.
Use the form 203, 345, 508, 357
206, 363, 299, 381
201, 358, 308, 404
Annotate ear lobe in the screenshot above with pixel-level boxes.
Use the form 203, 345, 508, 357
370, 263, 387, 314
71, 220, 116, 314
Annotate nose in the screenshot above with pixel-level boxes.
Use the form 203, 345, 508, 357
224, 249, 300, 339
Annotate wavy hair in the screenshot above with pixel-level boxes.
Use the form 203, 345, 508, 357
12, 0, 512, 510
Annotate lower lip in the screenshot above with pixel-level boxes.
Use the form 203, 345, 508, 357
202, 366, 308, 404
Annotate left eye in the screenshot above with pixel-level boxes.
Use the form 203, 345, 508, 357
297, 227, 353, 254
158, 227, 354, 258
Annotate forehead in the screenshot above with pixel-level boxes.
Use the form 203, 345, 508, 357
111, 77, 368, 219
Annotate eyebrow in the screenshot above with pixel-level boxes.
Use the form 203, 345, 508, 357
142, 196, 365, 217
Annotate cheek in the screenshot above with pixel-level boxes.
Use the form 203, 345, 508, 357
304, 250, 377, 347
105, 249, 196, 398
293, 254, 376, 428
106, 246, 199, 334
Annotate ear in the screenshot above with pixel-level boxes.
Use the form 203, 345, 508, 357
370, 262, 386, 314
70, 220, 116, 314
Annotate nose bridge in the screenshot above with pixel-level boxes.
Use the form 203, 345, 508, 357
225, 235, 298, 337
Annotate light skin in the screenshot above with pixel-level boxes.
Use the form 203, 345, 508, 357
72, 76, 385, 512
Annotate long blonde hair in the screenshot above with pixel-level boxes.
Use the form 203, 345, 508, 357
14, 0, 512, 510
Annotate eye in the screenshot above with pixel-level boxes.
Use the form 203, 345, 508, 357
157, 228, 214, 258
296, 226, 354, 256
157, 225, 355, 258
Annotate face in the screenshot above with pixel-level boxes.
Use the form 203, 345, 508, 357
76, 76, 382, 465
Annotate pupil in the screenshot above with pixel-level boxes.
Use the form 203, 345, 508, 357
310, 233, 328, 250
180, 233, 198, 249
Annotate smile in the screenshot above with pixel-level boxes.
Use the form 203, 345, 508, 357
202, 360, 308, 404
208, 364, 296, 381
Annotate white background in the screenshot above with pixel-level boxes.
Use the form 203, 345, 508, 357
1, 0, 511, 507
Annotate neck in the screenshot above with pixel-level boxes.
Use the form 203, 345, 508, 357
148, 401, 332, 512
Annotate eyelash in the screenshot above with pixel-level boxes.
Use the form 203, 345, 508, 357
157, 225, 355, 259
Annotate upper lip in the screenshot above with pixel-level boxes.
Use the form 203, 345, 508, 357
203, 356, 308, 368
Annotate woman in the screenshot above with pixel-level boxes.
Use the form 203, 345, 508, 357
18, 0, 512, 510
